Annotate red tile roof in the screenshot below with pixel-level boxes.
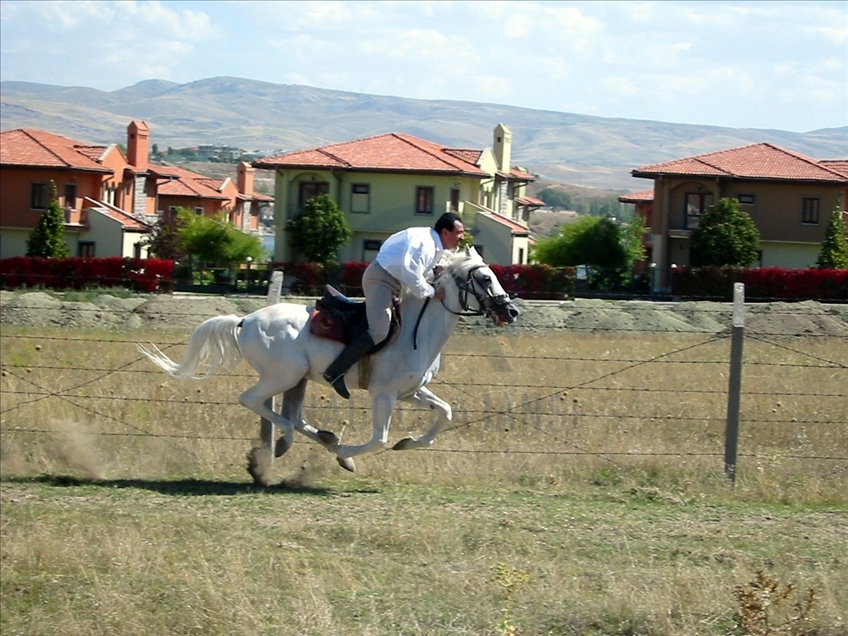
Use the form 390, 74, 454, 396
515, 195, 545, 206
483, 211, 530, 235
820, 160, 848, 178
633, 143, 848, 183
619, 188, 654, 203
151, 164, 228, 199
508, 167, 535, 180
255, 133, 490, 177
0, 129, 112, 173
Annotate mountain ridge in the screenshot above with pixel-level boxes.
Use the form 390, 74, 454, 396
2, 77, 846, 191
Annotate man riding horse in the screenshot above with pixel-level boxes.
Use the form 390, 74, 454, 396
322, 212, 466, 399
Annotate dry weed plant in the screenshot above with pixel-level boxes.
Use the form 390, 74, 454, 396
735, 570, 816, 636
491, 562, 531, 635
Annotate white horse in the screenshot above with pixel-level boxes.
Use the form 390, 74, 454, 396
138, 247, 519, 474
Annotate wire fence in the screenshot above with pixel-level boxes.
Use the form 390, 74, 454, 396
1, 303, 847, 479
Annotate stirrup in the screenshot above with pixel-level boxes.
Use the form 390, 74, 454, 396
323, 372, 350, 400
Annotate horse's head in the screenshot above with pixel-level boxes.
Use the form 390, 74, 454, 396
440, 246, 520, 326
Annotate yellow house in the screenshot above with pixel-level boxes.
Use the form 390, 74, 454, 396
631, 143, 848, 290
254, 124, 541, 265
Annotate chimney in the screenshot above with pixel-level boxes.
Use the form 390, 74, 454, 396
493, 123, 512, 173
127, 120, 149, 171
237, 161, 254, 195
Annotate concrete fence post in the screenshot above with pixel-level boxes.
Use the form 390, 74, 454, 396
259, 270, 284, 458
724, 282, 745, 484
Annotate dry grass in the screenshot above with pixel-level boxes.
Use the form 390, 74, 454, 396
1, 326, 846, 635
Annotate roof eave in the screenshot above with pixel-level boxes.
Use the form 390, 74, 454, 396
1, 162, 112, 174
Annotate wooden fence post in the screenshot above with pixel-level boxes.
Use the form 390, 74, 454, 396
724, 282, 745, 484
260, 271, 285, 458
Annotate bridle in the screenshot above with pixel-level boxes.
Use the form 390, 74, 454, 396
412, 263, 511, 349
443, 264, 511, 318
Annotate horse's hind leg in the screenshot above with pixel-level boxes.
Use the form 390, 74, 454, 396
280, 378, 357, 472
393, 387, 452, 451
239, 376, 300, 454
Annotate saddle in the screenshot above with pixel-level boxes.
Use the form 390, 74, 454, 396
309, 285, 399, 352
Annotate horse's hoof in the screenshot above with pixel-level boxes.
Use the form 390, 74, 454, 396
336, 457, 356, 473
392, 437, 415, 451
317, 429, 339, 447
275, 437, 292, 458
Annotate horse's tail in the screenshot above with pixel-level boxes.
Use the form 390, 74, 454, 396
137, 314, 243, 380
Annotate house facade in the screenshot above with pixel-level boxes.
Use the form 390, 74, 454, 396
0, 122, 269, 259
254, 124, 540, 265
630, 143, 848, 290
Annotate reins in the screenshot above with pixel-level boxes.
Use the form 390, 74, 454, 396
413, 264, 507, 349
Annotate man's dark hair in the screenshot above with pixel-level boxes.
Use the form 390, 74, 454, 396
434, 212, 462, 234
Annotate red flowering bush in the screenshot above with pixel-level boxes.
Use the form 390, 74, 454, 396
490, 263, 575, 300
673, 266, 847, 301
0, 257, 174, 292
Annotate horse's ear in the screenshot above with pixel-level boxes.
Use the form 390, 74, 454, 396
464, 246, 471, 258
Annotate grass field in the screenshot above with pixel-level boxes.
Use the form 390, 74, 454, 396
1, 326, 846, 635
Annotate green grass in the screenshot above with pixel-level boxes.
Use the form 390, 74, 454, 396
1, 326, 847, 634
2, 467, 845, 636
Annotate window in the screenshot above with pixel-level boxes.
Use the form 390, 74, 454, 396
449, 188, 460, 213
195, 207, 204, 215
298, 181, 329, 209
78, 242, 95, 257
684, 192, 713, 229
30, 183, 49, 210
737, 194, 755, 205
802, 198, 820, 224
351, 183, 370, 213
363, 239, 382, 261
416, 187, 434, 215
518, 248, 525, 265
63, 183, 77, 209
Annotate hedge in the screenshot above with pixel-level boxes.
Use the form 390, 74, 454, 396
0, 257, 174, 292
672, 266, 848, 301
273, 261, 576, 300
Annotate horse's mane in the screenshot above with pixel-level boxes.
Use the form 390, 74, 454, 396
444, 246, 484, 272
432, 247, 485, 296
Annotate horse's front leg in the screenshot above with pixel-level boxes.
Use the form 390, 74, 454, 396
335, 393, 395, 460
392, 387, 451, 451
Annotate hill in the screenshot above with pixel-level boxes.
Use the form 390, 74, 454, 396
2, 76, 846, 191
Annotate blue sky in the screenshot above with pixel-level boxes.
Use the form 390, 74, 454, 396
1, 0, 846, 133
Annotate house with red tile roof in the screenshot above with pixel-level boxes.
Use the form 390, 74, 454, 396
1, 121, 271, 259
0, 122, 154, 258
629, 143, 848, 290
254, 123, 537, 265
151, 161, 272, 233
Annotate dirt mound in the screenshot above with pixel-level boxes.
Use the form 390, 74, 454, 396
1, 290, 846, 336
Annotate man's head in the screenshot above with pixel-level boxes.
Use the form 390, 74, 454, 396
434, 212, 465, 250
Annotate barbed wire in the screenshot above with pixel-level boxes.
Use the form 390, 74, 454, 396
4, 428, 843, 463
3, 383, 846, 400
3, 334, 846, 368
1, 328, 845, 469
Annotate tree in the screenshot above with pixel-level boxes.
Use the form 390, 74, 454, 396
180, 211, 265, 267
26, 183, 70, 258
146, 207, 190, 260
622, 213, 647, 266
286, 194, 352, 263
816, 207, 848, 269
532, 215, 628, 268
690, 198, 760, 267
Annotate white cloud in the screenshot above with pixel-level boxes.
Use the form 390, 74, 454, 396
1, 0, 844, 131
